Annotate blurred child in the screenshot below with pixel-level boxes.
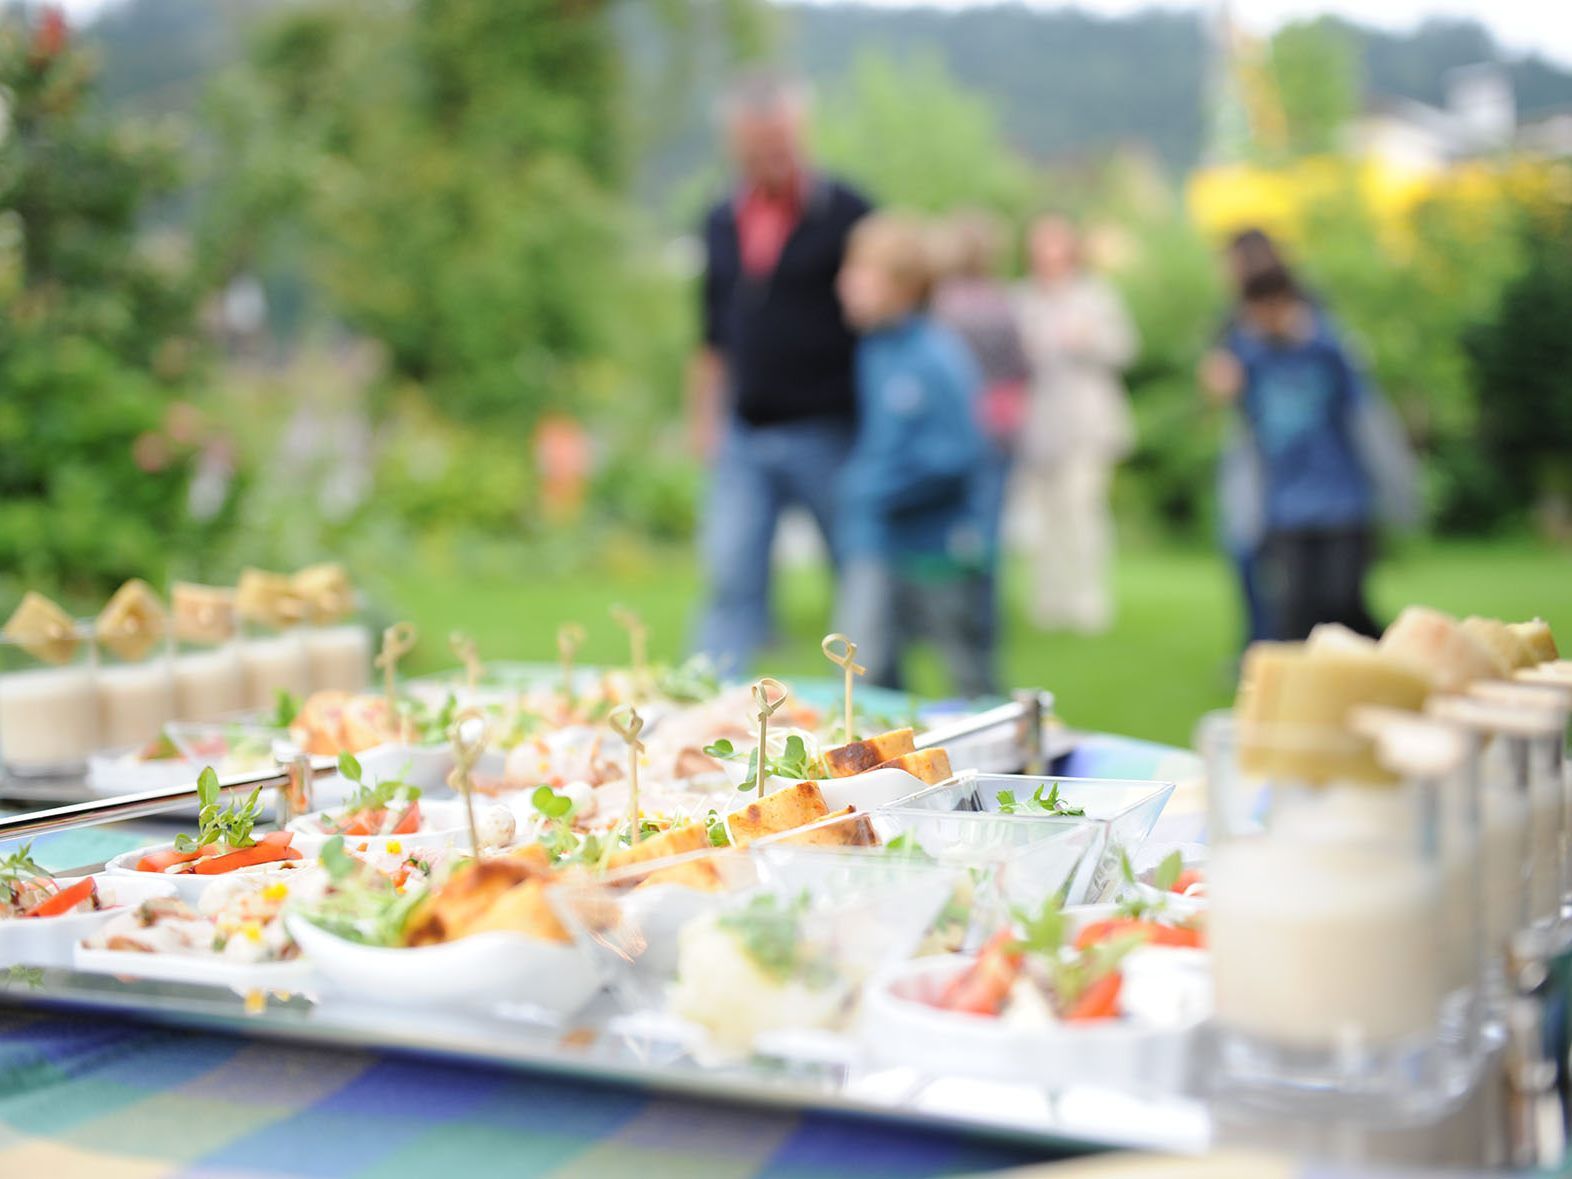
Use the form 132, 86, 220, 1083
1212, 264, 1380, 640
834, 213, 996, 697
929, 210, 1031, 656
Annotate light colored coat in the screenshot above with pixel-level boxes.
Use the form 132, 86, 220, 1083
1014, 275, 1138, 468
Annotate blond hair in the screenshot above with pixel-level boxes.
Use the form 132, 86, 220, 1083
928, 208, 1007, 280
846, 212, 934, 305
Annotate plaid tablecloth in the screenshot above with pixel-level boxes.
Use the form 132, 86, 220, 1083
0, 1010, 1071, 1177
0, 730, 1195, 1177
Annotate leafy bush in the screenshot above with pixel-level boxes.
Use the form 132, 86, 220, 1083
0, 12, 213, 598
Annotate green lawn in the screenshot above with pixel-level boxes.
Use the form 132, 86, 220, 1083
384, 539, 1570, 749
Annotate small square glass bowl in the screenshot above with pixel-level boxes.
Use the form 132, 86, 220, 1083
549, 846, 961, 1058
756, 807, 1099, 941
896, 772, 1176, 902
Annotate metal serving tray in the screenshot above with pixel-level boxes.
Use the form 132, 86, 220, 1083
0, 692, 1525, 1170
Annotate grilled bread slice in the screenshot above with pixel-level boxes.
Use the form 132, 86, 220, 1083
822, 728, 916, 778
874, 748, 952, 786
726, 781, 830, 847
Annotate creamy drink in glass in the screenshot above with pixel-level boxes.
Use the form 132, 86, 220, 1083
301, 625, 370, 693
1210, 723, 1452, 1116
95, 579, 176, 750
0, 594, 99, 776
170, 582, 247, 721
290, 564, 369, 693
235, 569, 311, 711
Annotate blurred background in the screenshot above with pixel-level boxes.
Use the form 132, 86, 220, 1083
3, 0, 1569, 745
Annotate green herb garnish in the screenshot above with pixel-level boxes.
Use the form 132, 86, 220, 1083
655, 656, 722, 704
706, 733, 823, 794
293, 835, 427, 947
0, 842, 49, 887
715, 892, 835, 987
174, 767, 262, 852
271, 689, 301, 729
995, 782, 1084, 817
704, 809, 731, 848
1151, 850, 1184, 893
330, 753, 420, 825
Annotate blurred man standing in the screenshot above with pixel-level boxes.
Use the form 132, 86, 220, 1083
691, 73, 872, 672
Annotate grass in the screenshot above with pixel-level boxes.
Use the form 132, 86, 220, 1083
383, 537, 1570, 749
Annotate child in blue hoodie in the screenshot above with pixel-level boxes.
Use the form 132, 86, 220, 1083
834, 213, 995, 697
1220, 266, 1380, 640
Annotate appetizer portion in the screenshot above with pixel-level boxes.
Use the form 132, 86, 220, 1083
116, 768, 304, 888
304, 754, 424, 837
82, 872, 319, 967
927, 892, 1204, 1025
671, 892, 848, 1053
1, 844, 102, 919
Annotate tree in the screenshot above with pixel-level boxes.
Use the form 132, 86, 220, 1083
204, 0, 769, 436
811, 51, 1037, 216
0, 8, 210, 596
1269, 19, 1359, 158
1462, 202, 1572, 532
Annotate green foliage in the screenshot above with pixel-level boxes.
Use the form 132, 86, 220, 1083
0, 12, 211, 596
1462, 202, 1572, 530
812, 51, 1036, 217
1269, 20, 1360, 159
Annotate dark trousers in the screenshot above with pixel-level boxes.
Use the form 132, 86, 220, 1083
1266, 526, 1380, 641
839, 561, 998, 699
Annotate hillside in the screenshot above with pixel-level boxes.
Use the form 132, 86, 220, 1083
78, 0, 1572, 189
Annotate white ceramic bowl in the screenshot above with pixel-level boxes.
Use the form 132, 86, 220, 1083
286, 798, 514, 857
284, 914, 599, 1016
860, 949, 1207, 1096
105, 845, 311, 904
358, 742, 507, 793
0, 875, 178, 968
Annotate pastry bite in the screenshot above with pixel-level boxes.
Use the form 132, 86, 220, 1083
1380, 606, 1502, 691
822, 728, 916, 777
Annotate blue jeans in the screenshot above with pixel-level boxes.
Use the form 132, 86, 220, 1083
694, 416, 855, 674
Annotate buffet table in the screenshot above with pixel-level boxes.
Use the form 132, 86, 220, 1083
0, 732, 1195, 1179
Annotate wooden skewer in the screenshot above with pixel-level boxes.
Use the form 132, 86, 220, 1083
374, 622, 419, 730
556, 623, 586, 703
821, 633, 866, 744
610, 605, 649, 702
449, 630, 481, 693
751, 677, 789, 800
607, 704, 647, 845
447, 706, 491, 858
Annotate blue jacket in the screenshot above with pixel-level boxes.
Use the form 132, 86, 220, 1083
1228, 313, 1374, 532
838, 316, 988, 566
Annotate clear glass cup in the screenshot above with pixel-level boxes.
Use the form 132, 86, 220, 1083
895, 771, 1175, 903
301, 622, 371, 694
755, 806, 1098, 950
550, 846, 960, 1060
238, 621, 311, 712
94, 633, 176, 751
0, 622, 99, 777
1207, 720, 1454, 1119
172, 637, 248, 722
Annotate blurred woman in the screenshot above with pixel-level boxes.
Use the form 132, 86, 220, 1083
1014, 214, 1137, 634
929, 210, 1031, 655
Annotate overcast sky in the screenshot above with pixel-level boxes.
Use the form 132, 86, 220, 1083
50, 0, 1572, 68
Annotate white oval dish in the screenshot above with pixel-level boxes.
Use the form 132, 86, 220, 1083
859, 950, 1207, 1096
284, 914, 599, 1016
286, 798, 515, 857
105, 844, 311, 904
0, 875, 178, 968
73, 943, 316, 991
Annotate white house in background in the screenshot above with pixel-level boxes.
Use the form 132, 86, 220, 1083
1350, 62, 1572, 171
